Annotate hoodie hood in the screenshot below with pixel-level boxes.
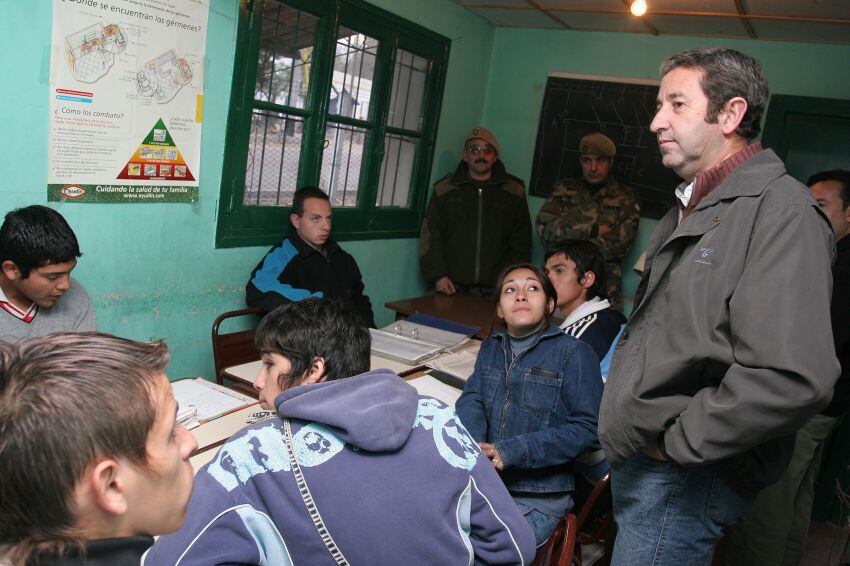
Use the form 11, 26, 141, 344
274, 369, 419, 452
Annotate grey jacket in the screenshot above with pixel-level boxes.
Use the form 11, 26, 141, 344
598, 149, 840, 495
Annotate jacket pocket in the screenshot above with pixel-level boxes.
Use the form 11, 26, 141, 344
478, 369, 502, 407
521, 369, 562, 414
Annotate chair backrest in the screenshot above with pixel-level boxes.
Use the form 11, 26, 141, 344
528, 472, 615, 566
556, 514, 578, 566
532, 515, 568, 566
573, 471, 615, 565
211, 307, 263, 385
576, 471, 612, 533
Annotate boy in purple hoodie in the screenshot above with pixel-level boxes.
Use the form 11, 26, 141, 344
146, 299, 535, 565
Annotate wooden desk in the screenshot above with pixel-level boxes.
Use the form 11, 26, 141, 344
384, 294, 497, 340
192, 339, 475, 473
222, 354, 428, 390
201, 346, 475, 474
189, 402, 269, 472
189, 372, 465, 473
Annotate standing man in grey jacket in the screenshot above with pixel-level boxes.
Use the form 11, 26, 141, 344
598, 48, 840, 566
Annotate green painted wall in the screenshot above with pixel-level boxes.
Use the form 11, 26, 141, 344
0, 0, 493, 379
481, 28, 850, 312
6, 2, 850, 377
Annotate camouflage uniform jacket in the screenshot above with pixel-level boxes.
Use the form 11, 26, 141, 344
536, 177, 640, 308
420, 160, 531, 288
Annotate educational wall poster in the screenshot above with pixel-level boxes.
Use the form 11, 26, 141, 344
48, 0, 209, 203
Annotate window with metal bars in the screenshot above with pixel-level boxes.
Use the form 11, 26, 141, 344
216, 0, 449, 247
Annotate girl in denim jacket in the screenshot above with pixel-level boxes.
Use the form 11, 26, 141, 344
455, 263, 604, 547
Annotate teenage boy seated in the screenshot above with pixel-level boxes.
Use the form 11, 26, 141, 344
0, 332, 197, 565
544, 239, 626, 361
245, 186, 375, 327
148, 299, 535, 565
0, 205, 95, 341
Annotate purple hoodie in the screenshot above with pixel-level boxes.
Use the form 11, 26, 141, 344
145, 369, 535, 565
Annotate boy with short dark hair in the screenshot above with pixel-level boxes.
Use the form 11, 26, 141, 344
0, 205, 95, 341
149, 298, 535, 565
245, 186, 375, 327
544, 239, 625, 361
0, 332, 197, 565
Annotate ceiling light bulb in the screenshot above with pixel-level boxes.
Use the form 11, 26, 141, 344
631, 0, 647, 16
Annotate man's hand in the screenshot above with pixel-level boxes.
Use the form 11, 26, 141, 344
436, 276, 457, 295
479, 442, 504, 471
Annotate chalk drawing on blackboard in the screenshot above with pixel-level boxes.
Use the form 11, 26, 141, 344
530, 73, 680, 219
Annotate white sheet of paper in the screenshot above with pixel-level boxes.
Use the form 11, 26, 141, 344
426, 340, 481, 381
172, 378, 254, 422
426, 351, 478, 381
408, 375, 463, 408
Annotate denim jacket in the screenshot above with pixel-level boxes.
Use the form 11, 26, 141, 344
456, 324, 603, 494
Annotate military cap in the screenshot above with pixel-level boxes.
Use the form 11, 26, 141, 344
579, 133, 616, 157
465, 126, 500, 155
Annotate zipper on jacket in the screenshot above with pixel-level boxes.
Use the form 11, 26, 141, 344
498, 336, 538, 440
475, 187, 483, 284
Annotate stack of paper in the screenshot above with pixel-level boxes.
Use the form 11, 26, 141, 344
171, 378, 255, 423
378, 320, 469, 350
425, 340, 481, 381
407, 375, 463, 408
369, 329, 442, 365
426, 350, 478, 382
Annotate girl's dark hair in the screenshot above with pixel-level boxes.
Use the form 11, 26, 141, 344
492, 263, 558, 323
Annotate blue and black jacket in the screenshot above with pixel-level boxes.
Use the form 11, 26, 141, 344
245, 231, 375, 327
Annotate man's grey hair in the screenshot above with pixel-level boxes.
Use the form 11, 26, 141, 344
660, 47, 769, 141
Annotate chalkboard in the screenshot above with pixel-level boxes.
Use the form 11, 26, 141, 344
529, 74, 680, 219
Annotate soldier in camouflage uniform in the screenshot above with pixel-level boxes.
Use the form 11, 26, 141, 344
536, 133, 640, 311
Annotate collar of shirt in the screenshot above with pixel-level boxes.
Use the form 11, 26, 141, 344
675, 181, 695, 209
0, 285, 37, 322
680, 141, 762, 220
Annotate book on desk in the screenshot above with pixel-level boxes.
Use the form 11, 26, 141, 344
171, 378, 256, 428
369, 315, 480, 365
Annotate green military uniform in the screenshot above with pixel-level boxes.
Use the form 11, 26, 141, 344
536, 177, 640, 310
420, 160, 531, 290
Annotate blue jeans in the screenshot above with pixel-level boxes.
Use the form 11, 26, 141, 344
514, 501, 563, 548
611, 453, 750, 566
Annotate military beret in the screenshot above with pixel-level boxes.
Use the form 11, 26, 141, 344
465, 126, 500, 155
579, 133, 616, 157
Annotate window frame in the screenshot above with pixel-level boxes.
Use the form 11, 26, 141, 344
216, 0, 449, 248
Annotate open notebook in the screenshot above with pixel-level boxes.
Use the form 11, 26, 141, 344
172, 378, 255, 427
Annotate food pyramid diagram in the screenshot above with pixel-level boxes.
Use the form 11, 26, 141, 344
117, 118, 196, 181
